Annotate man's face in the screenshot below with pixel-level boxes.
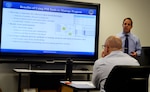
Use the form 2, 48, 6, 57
122, 19, 132, 33
103, 42, 109, 57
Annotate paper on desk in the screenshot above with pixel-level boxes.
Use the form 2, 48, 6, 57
71, 81, 95, 88
22, 88, 37, 92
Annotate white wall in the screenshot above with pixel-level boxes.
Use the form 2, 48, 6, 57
71, 0, 150, 57
0, 0, 150, 92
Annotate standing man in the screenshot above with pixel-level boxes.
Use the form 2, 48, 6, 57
117, 17, 141, 57
92, 35, 139, 92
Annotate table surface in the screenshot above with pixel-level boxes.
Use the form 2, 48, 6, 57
13, 69, 93, 74
14, 69, 93, 92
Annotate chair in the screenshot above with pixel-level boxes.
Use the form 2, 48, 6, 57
140, 47, 150, 66
104, 65, 150, 92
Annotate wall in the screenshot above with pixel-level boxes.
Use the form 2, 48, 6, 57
0, 0, 150, 92
72, 0, 150, 57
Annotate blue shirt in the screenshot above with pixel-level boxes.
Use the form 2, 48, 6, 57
117, 32, 141, 56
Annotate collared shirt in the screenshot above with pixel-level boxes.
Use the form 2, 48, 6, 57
117, 32, 141, 56
92, 51, 140, 92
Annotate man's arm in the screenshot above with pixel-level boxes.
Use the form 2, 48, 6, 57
92, 62, 100, 88
135, 38, 142, 56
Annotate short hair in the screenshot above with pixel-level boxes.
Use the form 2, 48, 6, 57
123, 17, 133, 26
106, 36, 122, 50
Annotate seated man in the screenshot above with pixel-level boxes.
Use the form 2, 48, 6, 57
92, 35, 140, 92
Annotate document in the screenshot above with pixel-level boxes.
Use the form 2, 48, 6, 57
69, 81, 95, 88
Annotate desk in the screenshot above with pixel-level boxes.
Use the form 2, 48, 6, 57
60, 81, 98, 92
13, 69, 93, 92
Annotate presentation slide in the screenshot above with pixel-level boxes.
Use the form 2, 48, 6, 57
1, 1, 96, 54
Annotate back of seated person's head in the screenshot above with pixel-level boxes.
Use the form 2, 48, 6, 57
102, 35, 123, 57
105, 35, 122, 51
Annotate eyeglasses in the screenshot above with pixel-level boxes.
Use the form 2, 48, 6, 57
102, 45, 106, 49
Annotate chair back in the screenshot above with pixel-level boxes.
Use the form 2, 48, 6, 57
104, 65, 150, 92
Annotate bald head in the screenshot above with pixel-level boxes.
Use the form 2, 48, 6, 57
105, 36, 122, 50
101, 35, 122, 57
